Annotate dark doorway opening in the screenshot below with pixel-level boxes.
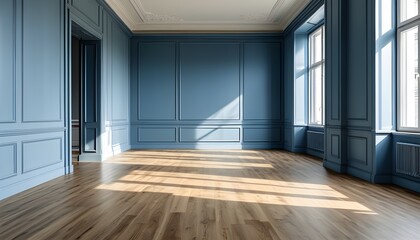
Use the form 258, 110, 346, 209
71, 22, 100, 162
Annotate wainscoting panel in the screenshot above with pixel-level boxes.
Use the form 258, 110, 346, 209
180, 128, 240, 142
0, 143, 17, 180
347, 130, 372, 173
331, 134, 340, 159
84, 128, 97, 152
0, 0, 15, 123
179, 43, 240, 120
243, 128, 281, 142
22, 0, 62, 122
138, 128, 177, 142
22, 137, 62, 173
138, 42, 176, 120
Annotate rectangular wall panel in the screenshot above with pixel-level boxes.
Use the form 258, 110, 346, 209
22, 0, 61, 122
84, 128, 96, 152
180, 43, 240, 120
138, 42, 176, 120
348, 137, 367, 165
22, 138, 62, 173
331, 134, 340, 158
180, 128, 240, 142
0, 0, 15, 123
111, 23, 129, 121
347, 130, 372, 171
243, 128, 281, 142
138, 128, 176, 142
0, 144, 17, 180
244, 42, 281, 120
347, 0, 368, 121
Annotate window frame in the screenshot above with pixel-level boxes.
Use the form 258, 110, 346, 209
308, 25, 325, 126
397, 1, 420, 132
398, 0, 420, 27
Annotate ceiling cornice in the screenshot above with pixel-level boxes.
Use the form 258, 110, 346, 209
105, 0, 310, 33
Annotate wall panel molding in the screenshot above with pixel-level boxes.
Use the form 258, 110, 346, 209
180, 127, 240, 142
22, 137, 63, 173
0, 0, 17, 123
179, 42, 241, 121
137, 128, 177, 143
0, 143, 17, 180
22, 0, 63, 123
347, 130, 372, 172
243, 127, 282, 142
131, 37, 282, 149
138, 42, 176, 121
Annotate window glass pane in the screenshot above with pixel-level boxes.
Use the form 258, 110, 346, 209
314, 32, 322, 63
310, 66, 324, 125
400, 0, 418, 22
400, 26, 419, 128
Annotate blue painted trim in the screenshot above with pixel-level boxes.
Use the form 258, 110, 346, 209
283, 0, 325, 35
97, 0, 132, 37
347, 166, 372, 182
306, 149, 324, 159
323, 160, 346, 173
131, 143, 283, 150
372, 174, 392, 184
392, 176, 420, 193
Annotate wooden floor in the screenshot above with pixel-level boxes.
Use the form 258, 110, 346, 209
0, 150, 419, 240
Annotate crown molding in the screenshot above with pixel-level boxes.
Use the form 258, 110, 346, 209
105, 0, 311, 33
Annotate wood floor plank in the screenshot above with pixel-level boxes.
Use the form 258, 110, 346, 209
0, 150, 419, 240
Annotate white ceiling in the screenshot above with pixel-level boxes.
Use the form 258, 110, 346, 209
105, 0, 310, 32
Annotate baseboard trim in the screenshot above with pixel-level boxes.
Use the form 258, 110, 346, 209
323, 160, 346, 173
0, 167, 64, 201
392, 176, 420, 193
347, 166, 371, 182
130, 143, 283, 150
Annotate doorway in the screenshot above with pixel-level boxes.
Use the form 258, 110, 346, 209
71, 22, 100, 162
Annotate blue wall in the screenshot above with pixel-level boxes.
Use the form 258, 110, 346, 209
130, 36, 282, 149
0, 0, 131, 200
68, 0, 131, 160
0, 0, 66, 200
283, 0, 419, 192
283, 0, 325, 157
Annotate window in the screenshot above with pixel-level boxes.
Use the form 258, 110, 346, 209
398, 0, 420, 131
308, 26, 325, 126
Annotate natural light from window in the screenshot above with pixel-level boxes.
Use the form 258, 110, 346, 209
400, 0, 418, 22
399, 0, 420, 131
309, 26, 325, 126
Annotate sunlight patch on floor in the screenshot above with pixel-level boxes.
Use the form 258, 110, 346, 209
107, 158, 274, 169
96, 181, 373, 212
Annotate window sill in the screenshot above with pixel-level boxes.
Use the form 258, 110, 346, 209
393, 131, 420, 137
307, 125, 324, 132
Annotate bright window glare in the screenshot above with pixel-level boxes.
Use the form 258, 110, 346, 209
400, 0, 418, 22
309, 26, 325, 126
400, 26, 419, 128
